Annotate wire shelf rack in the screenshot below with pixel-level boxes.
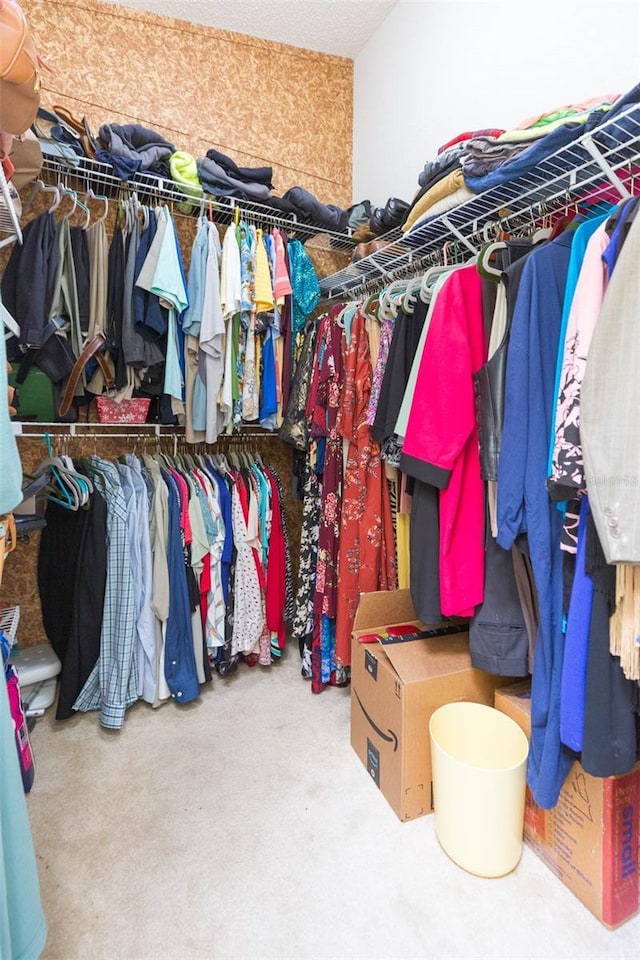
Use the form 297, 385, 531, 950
0, 605, 20, 647
38, 152, 357, 252
320, 101, 640, 299
0, 164, 22, 248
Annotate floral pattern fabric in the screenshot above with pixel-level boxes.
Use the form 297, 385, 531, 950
335, 309, 398, 672
366, 316, 395, 426
310, 310, 344, 692
293, 459, 320, 680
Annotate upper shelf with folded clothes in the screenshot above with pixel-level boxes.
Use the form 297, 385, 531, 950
320, 84, 640, 299
27, 107, 392, 252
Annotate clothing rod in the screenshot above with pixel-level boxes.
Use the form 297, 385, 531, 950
12, 422, 279, 441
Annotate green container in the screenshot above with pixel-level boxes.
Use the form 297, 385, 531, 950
8, 366, 56, 422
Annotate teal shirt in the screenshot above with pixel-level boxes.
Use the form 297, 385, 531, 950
0, 671, 47, 960
0, 307, 22, 514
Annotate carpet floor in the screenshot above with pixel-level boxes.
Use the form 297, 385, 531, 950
25, 651, 639, 960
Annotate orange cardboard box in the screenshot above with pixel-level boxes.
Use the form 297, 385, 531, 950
350, 590, 513, 821
495, 681, 640, 928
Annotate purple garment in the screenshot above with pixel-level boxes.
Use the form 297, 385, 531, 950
366, 317, 394, 426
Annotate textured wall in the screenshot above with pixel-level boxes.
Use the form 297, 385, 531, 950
4, 0, 356, 647
21, 0, 353, 207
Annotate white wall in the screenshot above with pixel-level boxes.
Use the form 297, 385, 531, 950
353, 1, 640, 205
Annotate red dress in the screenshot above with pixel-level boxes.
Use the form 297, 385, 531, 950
335, 309, 397, 670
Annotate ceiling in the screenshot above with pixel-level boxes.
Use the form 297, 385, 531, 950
105, 0, 399, 58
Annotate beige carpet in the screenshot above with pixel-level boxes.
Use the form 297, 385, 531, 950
25, 651, 639, 960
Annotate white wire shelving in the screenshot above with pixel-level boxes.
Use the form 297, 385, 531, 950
0, 605, 20, 647
38, 152, 356, 253
320, 101, 640, 300
0, 163, 22, 248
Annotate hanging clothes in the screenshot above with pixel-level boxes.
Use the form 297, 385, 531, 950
310, 309, 344, 692
335, 307, 397, 674
73, 457, 139, 729
401, 264, 487, 618
0, 669, 47, 960
497, 230, 575, 810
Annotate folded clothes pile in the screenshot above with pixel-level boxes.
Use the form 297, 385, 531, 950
31, 107, 84, 163
282, 185, 348, 231
402, 168, 472, 233
460, 136, 532, 179
96, 123, 176, 180
462, 91, 631, 194
401, 89, 637, 236
196, 147, 273, 201
401, 127, 505, 234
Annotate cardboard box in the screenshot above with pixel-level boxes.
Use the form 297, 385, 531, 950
350, 590, 512, 822
495, 681, 640, 928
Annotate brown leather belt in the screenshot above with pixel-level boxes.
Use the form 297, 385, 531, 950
58, 334, 115, 417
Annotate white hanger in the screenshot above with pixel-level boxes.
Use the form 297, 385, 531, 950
34, 179, 61, 212
86, 189, 109, 224
419, 264, 454, 303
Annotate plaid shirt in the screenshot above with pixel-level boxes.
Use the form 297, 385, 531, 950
73, 458, 138, 728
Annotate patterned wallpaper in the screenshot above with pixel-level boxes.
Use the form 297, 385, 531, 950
20, 0, 354, 207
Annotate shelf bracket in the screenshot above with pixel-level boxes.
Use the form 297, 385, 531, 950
581, 135, 632, 200
441, 216, 478, 255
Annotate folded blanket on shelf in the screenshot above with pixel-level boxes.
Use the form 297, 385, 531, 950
515, 93, 619, 131
497, 105, 613, 143
405, 185, 475, 236
437, 127, 505, 154
417, 144, 465, 189
205, 148, 273, 188
461, 136, 531, 178
402, 168, 465, 232
463, 84, 640, 194
197, 156, 272, 199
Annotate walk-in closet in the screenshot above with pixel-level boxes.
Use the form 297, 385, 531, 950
1, 2, 639, 958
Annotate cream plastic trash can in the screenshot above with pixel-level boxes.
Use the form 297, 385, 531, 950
429, 701, 529, 878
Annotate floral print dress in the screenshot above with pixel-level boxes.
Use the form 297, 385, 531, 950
335, 308, 397, 672
310, 309, 345, 692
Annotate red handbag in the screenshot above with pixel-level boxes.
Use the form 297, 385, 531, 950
95, 396, 151, 424
58, 334, 151, 424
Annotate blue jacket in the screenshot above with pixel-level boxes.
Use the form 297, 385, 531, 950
497, 230, 575, 809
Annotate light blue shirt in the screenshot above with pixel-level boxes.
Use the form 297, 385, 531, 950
147, 209, 189, 401
120, 457, 157, 704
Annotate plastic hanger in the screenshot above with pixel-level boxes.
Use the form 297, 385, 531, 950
34, 179, 61, 212
417, 264, 453, 305
476, 240, 507, 281
72, 197, 91, 230
30, 436, 75, 509
86, 189, 109, 224
57, 183, 78, 221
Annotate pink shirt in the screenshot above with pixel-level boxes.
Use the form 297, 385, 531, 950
402, 264, 487, 617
